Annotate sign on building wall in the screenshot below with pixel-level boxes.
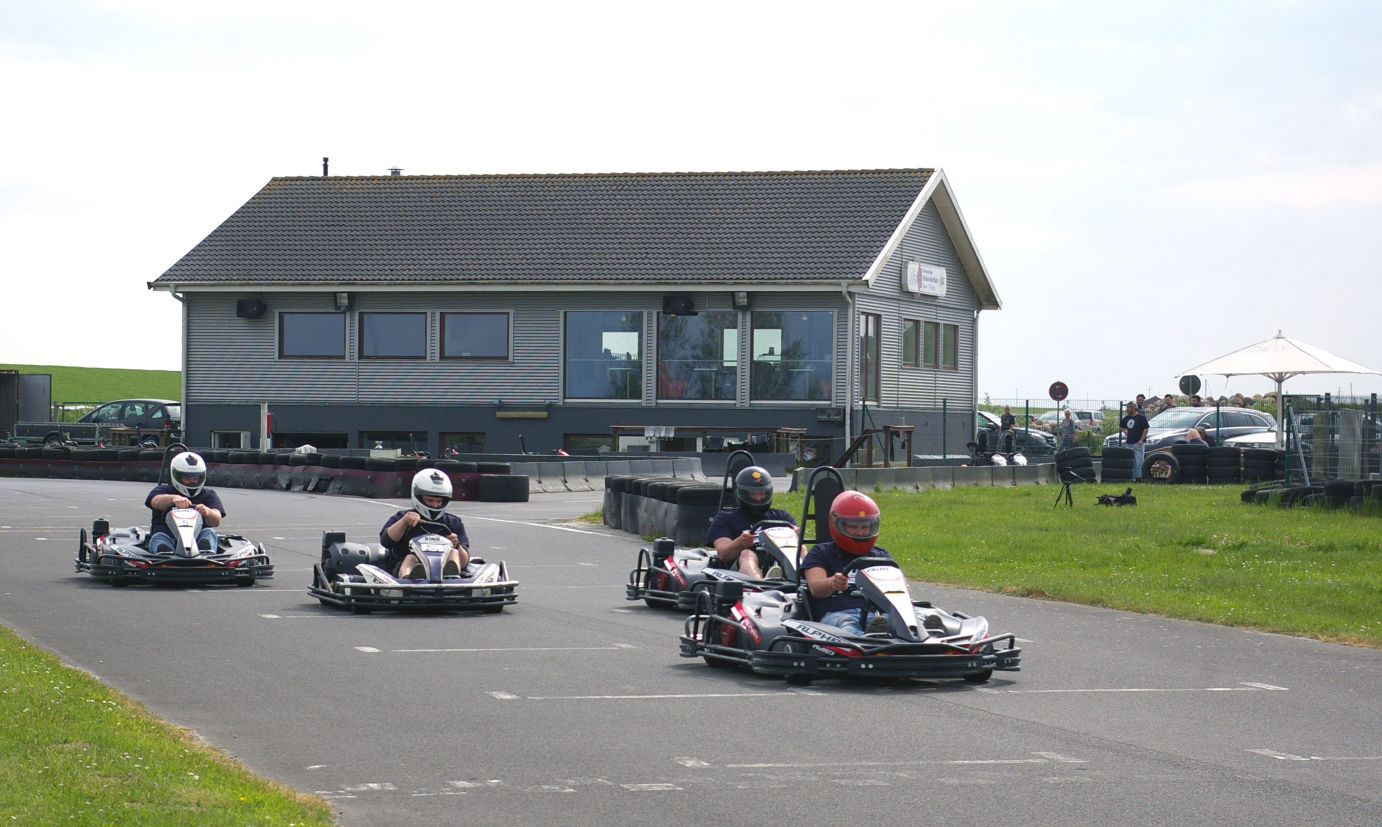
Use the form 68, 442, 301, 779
902, 261, 947, 297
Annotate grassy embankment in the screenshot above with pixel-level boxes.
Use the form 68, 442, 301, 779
0, 364, 180, 419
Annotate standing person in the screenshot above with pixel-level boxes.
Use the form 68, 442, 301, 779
381, 469, 469, 578
1135, 394, 1147, 414
1191, 394, 1204, 407
707, 465, 796, 579
1162, 393, 1176, 412
1121, 401, 1150, 481
999, 405, 1016, 453
1057, 409, 1077, 452
146, 451, 223, 553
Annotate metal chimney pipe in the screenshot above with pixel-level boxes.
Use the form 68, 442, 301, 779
322, 157, 329, 176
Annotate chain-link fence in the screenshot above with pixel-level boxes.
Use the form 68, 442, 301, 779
1278, 394, 1380, 483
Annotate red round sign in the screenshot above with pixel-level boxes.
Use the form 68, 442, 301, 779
1049, 381, 1069, 402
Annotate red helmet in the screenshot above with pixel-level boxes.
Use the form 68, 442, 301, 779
829, 491, 880, 555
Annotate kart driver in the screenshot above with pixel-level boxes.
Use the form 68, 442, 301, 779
801, 490, 894, 636
381, 468, 470, 579
145, 451, 223, 554
706, 465, 796, 579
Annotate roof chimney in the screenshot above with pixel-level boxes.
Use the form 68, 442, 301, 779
388, 167, 403, 176
322, 157, 329, 176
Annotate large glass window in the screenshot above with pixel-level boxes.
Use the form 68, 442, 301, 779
860, 313, 880, 403
750, 311, 833, 401
657, 312, 738, 401
923, 321, 939, 368
902, 319, 919, 367
442, 312, 509, 359
942, 323, 958, 370
565, 311, 644, 399
360, 312, 426, 359
280, 312, 346, 359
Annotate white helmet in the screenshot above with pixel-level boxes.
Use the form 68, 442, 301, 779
169, 451, 207, 498
411, 468, 453, 521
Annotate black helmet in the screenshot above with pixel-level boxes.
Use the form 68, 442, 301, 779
734, 465, 774, 519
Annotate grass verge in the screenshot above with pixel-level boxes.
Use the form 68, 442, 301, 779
0, 363, 180, 411
0, 625, 334, 825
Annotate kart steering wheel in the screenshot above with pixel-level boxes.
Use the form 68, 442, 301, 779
417, 520, 453, 537
839, 555, 899, 575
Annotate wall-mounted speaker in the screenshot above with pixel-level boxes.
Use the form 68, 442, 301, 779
662, 295, 697, 317
235, 299, 267, 319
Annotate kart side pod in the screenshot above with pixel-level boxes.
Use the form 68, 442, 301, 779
713, 578, 743, 609
320, 531, 389, 576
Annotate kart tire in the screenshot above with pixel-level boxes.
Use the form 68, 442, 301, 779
78, 528, 88, 563
482, 605, 505, 614
963, 669, 993, 684
351, 603, 373, 615
236, 577, 255, 587
1143, 453, 1180, 483
110, 576, 130, 587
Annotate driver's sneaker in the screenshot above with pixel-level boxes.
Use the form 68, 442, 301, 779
442, 560, 460, 577
405, 564, 425, 580
865, 615, 890, 634
763, 564, 783, 580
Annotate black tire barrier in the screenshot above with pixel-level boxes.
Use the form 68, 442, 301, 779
478, 473, 529, 502
476, 461, 511, 474
0, 453, 532, 503
1055, 447, 1091, 464
1101, 464, 1134, 482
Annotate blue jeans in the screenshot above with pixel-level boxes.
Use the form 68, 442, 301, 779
149, 528, 218, 554
1131, 441, 1145, 481
819, 609, 870, 635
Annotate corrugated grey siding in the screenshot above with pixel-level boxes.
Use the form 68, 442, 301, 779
858, 200, 978, 410
186, 289, 851, 408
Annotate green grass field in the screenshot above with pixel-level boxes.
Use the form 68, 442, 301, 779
768, 484, 1382, 647
0, 626, 334, 824
1, 364, 180, 418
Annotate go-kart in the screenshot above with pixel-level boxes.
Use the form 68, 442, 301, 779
308, 521, 517, 614
626, 451, 838, 611
679, 554, 1020, 685
626, 520, 801, 610
75, 508, 273, 587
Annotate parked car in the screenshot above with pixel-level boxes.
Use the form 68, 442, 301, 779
977, 410, 1054, 456
9, 398, 181, 447
1034, 409, 1103, 434
78, 399, 182, 432
1104, 406, 1276, 451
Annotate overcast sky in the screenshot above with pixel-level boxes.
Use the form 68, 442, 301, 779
4, 0, 1380, 405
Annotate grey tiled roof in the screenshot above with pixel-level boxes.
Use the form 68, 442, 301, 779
153, 169, 934, 287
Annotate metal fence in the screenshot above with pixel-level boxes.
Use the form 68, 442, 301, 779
1279, 394, 1380, 483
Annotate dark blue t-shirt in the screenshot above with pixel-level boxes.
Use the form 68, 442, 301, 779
706, 506, 797, 546
380, 511, 470, 554
800, 541, 895, 617
145, 484, 225, 537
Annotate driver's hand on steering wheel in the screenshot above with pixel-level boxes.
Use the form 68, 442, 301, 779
172, 495, 192, 509
736, 529, 754, 550
827, 571, 848, 591
401, 511, 423, 528
447, 533, 460, 548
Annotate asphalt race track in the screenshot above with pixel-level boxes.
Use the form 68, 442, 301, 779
2, 477, 1381, 826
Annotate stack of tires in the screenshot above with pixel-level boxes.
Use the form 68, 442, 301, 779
1241, 448, 1279, 484
1099, 447, 1135, 482
1055, 447, 1097, 483
1205, 446, 1241, 485
1170, 443, 1207, 484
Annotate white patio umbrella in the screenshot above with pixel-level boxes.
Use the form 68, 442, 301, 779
1177, 331, 1381, 441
